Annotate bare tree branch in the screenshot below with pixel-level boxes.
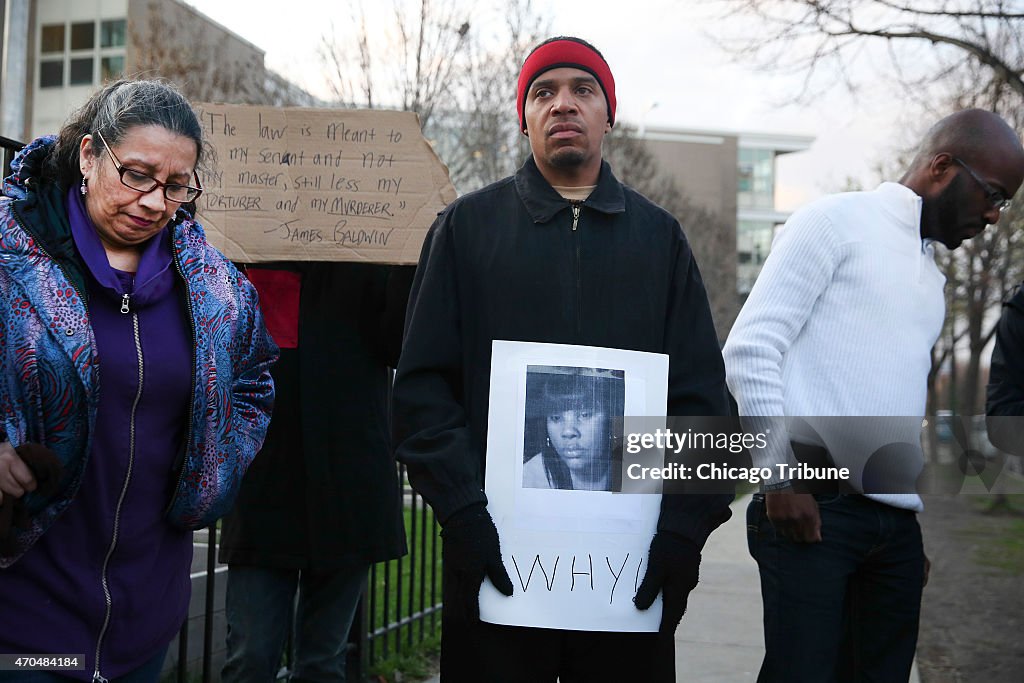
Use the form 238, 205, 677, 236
873, 0, 1024, 20
715, 0, 1024, 412
317, 0, 549, 191
715, 0, 1024, 102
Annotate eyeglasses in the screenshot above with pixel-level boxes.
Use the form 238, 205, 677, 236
96, 131, 203, 203
953, 157, 1011, 212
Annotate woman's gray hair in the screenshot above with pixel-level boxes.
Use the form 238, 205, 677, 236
45, 78, 207, 189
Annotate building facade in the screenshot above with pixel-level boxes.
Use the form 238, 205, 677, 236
640, 126, 812, 334
1, 0, 311, 142
736, 134, 812, 296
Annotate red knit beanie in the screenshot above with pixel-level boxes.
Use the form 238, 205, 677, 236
516, 37, 616, 133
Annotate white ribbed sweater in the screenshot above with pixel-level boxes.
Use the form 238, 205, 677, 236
723, 182, 946, 511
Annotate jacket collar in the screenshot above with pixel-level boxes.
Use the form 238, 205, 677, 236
874, 181, 937, 253
874, 182, 923, 233
5, 136, 196, 296
514, 156, 626, 223
66, 184, 177, 308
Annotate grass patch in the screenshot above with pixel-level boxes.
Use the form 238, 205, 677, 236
369, 632, 441, 682
921, 456, 1024, 495
971, 517, 1024, 575
966, 493, 1024, 515
951, 497, 1024, 576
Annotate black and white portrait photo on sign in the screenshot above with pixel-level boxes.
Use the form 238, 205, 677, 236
482, 341, 669, 633
522, 366, 625, 492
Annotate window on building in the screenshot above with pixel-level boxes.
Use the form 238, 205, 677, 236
99, 19, 127, 81
70, 22, 95, 50
100, 20, 126, 48
41, 24, 65, 54
37, 18, 126, 88
101, 56, 125, 81
738, 148, 776, 211
70, 58, 94, 85
737, 220, 778, 294
68, 22, 96, 86
40, 61, 64, 88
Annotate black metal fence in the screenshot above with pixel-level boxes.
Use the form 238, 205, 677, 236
172, 466, 443, 682
361, 464, 443, 675
1, 135, 22, 178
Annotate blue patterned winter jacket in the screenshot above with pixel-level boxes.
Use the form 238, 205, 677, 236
0, 137, 278, 566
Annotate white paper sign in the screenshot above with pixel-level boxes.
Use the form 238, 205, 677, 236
480, 340, 669, 632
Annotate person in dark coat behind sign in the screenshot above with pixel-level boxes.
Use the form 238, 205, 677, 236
219, 261, 413, 683
392, 36, 732, 683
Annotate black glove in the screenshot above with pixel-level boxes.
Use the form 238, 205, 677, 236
633, 530, 701, 637
440, 504, 514, 621
0, 443, 64, 555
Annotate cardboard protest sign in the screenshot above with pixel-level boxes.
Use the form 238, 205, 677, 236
480, 341, 669, 632
193, 103, 456, 264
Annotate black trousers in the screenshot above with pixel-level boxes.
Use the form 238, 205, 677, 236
747, 494, 924, 683
439, 569, 676, 682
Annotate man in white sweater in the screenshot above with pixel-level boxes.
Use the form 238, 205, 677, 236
723, 108, 1024, 683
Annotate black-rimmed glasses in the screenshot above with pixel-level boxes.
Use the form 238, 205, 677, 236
96, 131, 203, 203
953, 157, 1012, 212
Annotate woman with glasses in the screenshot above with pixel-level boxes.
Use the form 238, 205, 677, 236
0, 79, 277, 682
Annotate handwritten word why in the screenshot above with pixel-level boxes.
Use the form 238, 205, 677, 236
508, 553, 645, 605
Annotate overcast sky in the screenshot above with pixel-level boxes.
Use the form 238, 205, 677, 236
185, 0, 921, 211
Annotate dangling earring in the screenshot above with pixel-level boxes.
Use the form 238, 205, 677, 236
80, 177, 88, 196
546, 437, 552, 449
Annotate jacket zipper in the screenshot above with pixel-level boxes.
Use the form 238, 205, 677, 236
11, 206, 114, 679
918, 238, 932, 284
165, 244, 197, 515
92, 311, 144, 683
571, 203, 582, 339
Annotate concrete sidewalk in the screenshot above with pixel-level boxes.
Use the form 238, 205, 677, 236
673, 494, 763, 680
425, 494, 921, 682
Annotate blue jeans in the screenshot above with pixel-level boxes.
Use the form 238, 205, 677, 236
0, 647, 167, 683
747, 494, 925, 683
220, 565, 367, 683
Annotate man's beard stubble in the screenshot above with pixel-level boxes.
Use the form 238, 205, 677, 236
927, 172, 967, 249
548, 147, 586, 169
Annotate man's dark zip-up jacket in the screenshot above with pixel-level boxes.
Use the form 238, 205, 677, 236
987, 284, 1024, 455
393, 157, 732, 547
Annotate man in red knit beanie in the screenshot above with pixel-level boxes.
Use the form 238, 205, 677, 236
394, 36, 731, 682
